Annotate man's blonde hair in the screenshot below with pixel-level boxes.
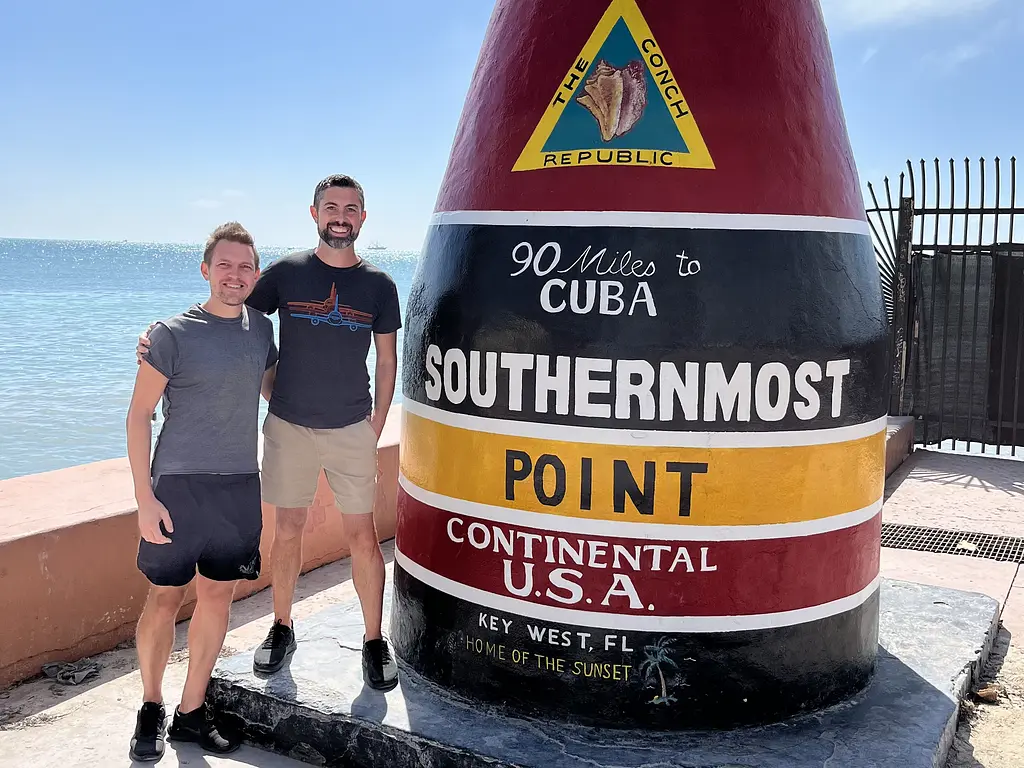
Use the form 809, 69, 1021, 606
203, 222, 259, 269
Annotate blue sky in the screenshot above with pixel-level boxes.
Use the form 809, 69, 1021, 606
0, 0, 1020, 250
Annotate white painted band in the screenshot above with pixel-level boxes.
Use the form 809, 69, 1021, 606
398, 473, 882, 541
402, 399, 888, 449
429, 210, 871, 236
394, 548, 881, 633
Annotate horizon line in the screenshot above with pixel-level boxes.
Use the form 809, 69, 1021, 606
0, 234, 422, 253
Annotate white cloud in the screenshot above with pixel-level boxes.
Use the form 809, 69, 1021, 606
191, 198, 223, 209
920, 41, 984, 70
861, 46, 879, 64
948, 42, 984, 64
822, 0, 999, 29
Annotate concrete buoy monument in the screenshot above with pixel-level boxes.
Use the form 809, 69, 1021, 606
206, 2, 999, 761
391, 0, 888, 729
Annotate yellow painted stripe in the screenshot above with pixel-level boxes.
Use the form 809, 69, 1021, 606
401, 410, 884, 527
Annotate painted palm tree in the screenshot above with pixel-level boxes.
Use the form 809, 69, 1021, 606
640, 637, 678, 706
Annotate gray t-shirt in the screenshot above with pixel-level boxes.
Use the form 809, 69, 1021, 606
144, 304, 278, 479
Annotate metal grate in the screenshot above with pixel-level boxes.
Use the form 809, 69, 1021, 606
881, 522, 1024, 563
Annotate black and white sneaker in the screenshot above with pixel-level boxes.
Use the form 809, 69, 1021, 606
167, 702, 240, 754
253, 619, 297, 674
362, 636, 399, 691
129, 701, 166, 762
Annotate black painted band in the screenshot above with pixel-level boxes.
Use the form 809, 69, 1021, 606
403, 224, 888, 432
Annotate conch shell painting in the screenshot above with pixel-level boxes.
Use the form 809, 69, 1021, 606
576, 59, 648, 142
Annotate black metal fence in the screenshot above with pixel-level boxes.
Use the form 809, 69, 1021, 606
867, 157, 1024, 455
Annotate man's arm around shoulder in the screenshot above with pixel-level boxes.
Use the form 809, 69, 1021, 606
245, 260, 282, 315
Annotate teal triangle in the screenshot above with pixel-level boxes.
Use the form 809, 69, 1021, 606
542, 18, 690, 154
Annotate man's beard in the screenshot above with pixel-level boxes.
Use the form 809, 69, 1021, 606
213, 287, 246, 306
319, 223, 359, 249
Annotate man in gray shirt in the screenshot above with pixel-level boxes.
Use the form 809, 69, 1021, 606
125, 222, 277, 762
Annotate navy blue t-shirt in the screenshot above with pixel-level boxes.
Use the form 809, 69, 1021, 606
246, 249, 402, 429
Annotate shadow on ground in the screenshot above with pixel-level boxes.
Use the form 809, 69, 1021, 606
889, 449, 1024, 500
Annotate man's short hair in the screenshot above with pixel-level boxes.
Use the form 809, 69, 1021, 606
313, 174, 365, 211
203, 221, 259, 269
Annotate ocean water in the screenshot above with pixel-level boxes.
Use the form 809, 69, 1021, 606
0, 238, 419, 481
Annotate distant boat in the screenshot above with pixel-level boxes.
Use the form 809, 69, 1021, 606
365, 241, 387, 251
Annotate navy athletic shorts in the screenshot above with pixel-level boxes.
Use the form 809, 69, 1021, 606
137, 473, 263, 587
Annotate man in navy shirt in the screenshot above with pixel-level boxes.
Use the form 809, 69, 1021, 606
247, 175, 401, 689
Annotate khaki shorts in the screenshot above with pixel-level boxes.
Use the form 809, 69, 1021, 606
261, 412, 378, 514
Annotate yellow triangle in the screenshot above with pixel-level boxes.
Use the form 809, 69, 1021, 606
512, 0, 715, 172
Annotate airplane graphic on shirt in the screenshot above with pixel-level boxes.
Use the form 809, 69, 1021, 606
286, 285, 373, 331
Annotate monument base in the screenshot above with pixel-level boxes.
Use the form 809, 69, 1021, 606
209, 578, 998, 768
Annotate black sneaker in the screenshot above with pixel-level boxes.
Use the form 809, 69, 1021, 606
129, 701, 166, 762
253, 619, 297, 674
362, 637, 399, 691
167, 702, 240, 754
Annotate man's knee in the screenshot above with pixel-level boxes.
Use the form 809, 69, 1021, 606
344, 514, 381, 558
146, 585, 188, 618
195, 576, 236, 610
275, 506, 308, 540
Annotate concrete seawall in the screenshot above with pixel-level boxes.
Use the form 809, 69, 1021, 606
0, 407, 402, 691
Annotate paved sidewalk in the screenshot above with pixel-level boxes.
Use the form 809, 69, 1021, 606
883, 448, 1024, 619
884, 448, 1024, 537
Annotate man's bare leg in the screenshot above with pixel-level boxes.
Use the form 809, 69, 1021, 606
178, 576, 237, 713
271, 506, 308, 627
345, 511, 397, 690
253, 507, 307, 674
344, 512, 385, 640
168, 575, 242, 755
137, 584, 189, 704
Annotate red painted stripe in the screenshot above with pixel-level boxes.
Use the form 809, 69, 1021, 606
435, 0, 863, 220
396, 490, 880, 618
